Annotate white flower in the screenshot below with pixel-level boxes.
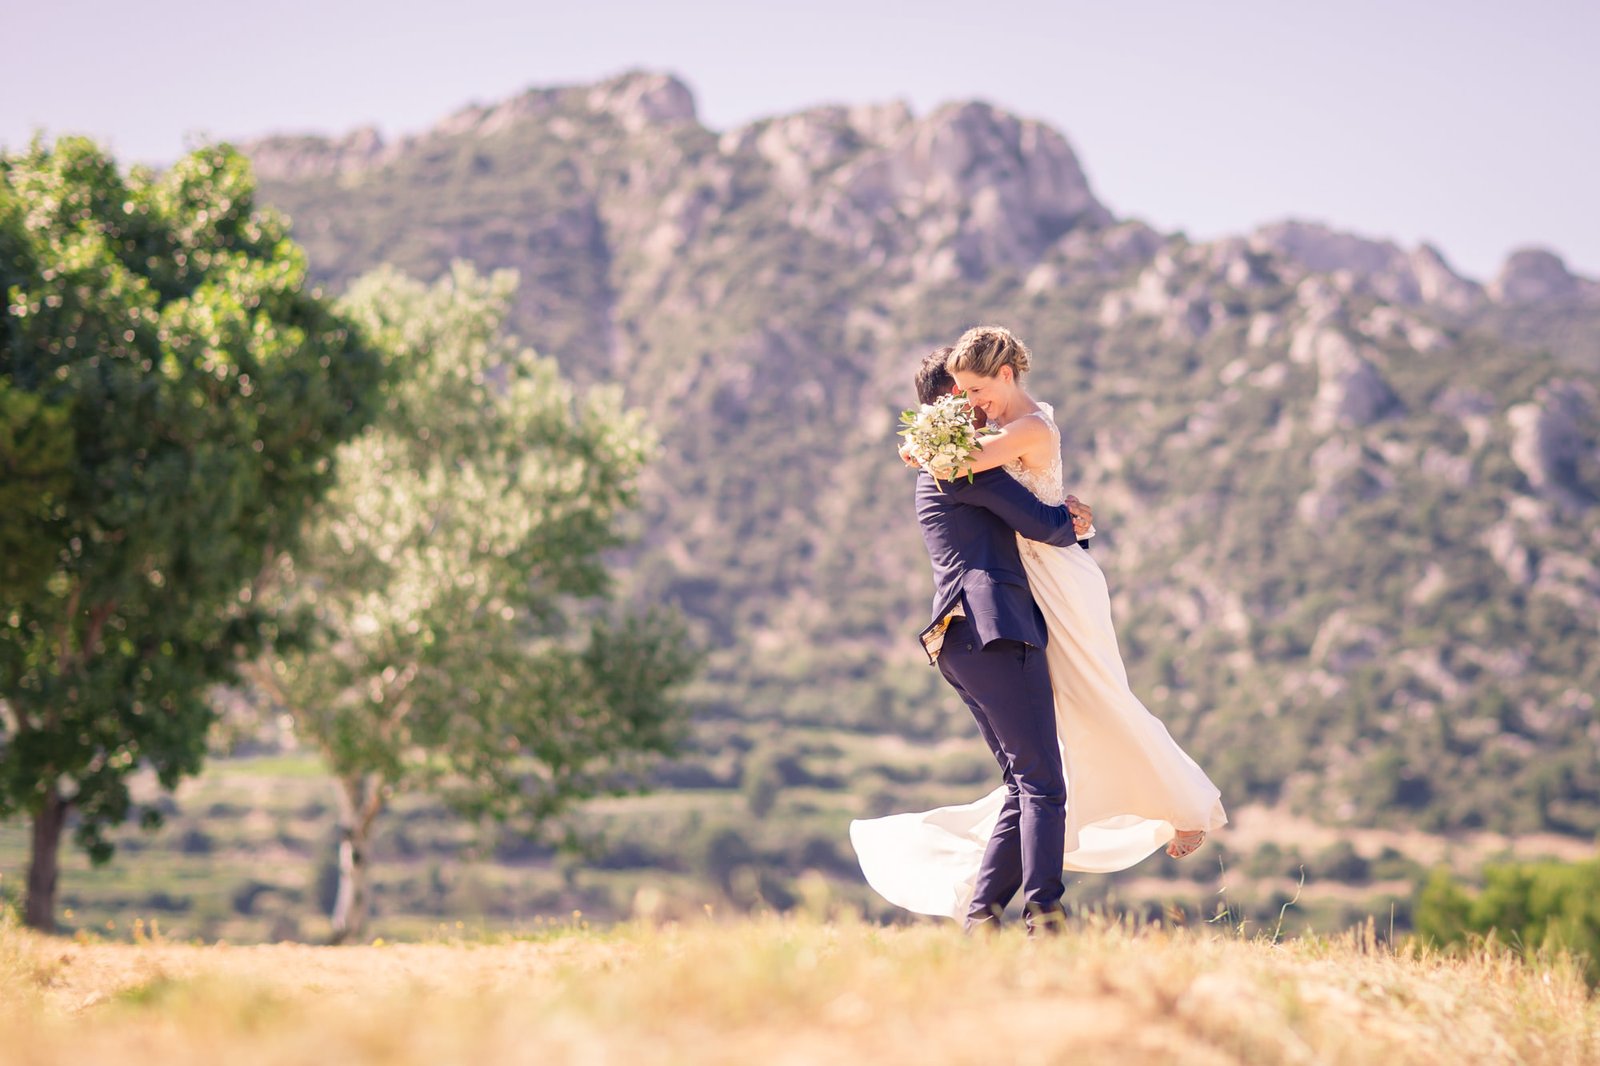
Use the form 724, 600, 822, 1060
898, 391, 988, 480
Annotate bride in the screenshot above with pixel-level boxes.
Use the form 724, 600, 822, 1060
850, 326, 1227, 922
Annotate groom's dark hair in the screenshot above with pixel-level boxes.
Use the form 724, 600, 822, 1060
915, 346, 956, 405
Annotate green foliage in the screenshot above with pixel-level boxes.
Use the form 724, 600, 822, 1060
263, 262, 697, 844
1310, 841, 1371, 885
0, 381, 73, 601
0, 137, 382, 895
741, 745, 790, 819
1416, 858, 1600, 982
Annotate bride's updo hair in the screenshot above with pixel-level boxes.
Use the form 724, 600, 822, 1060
947, 325, 1031, 381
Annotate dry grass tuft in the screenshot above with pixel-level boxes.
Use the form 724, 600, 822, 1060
0, 912, 1595, 1065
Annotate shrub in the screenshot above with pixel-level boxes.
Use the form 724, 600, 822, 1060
177, 828, 215, 856
1312, 841, 1372, 884
1415, 858, 1600, 983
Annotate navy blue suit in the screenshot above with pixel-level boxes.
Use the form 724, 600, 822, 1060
913, 468, 1083, 930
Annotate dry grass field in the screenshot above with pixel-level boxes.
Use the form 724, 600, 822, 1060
2, 913, 1596, 1066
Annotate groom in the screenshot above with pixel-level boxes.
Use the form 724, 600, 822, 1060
911, 347, 1091, 934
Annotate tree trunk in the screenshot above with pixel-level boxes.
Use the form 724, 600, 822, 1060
24, 787, 67, 933
328, 774, 384, 945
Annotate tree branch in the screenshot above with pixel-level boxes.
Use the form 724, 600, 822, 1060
55, 582, 82, 676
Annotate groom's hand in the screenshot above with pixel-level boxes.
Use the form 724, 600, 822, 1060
1066, 495, 1092, 536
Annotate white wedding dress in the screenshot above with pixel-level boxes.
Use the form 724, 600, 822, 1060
850, 403, 1228, 920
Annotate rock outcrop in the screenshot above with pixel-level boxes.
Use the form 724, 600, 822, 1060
1490, 248, 1592, 304
1250, 220, 1484, 312
776, 101, 1111, 279
586, 71, 698, 132
1506, 380, 1599, 499
246, 126, 391, 183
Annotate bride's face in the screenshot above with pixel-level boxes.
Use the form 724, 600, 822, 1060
951, 366, 1015, 421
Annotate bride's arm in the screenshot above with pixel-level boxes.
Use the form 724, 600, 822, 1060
949, 472, 1083, 547
953, 414, 1053, 476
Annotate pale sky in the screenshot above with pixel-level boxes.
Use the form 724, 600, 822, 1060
4, 0, 1596, 280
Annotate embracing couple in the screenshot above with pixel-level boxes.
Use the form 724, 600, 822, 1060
850, 326, 1228, 934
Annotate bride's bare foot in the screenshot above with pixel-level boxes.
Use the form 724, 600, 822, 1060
1166, 829, 1206, 859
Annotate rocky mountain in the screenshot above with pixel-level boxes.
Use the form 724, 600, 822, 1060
243, 70, 1600, 838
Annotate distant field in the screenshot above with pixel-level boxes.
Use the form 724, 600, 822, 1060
0, 750, 1593, 946
2, 915, 1595, 1065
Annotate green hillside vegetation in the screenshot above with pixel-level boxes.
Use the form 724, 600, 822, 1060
248, 72, 1600, 843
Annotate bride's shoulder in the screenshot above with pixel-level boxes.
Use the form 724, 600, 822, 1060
1019, 401, 1058, 431
1000, 409, 1052, 439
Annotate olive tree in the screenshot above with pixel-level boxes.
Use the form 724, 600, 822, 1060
252, 263, 694, 942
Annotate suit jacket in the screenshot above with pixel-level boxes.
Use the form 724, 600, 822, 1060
914, 468, 1084, 664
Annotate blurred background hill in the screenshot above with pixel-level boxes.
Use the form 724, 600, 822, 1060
246, 68, 1599, 830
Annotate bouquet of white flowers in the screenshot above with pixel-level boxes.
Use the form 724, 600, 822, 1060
898, 391, 997, 483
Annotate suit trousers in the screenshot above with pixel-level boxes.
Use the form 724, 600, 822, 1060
936, 617, 1067, 929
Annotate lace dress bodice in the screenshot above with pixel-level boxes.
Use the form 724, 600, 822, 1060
1002, 402, 1066, 506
